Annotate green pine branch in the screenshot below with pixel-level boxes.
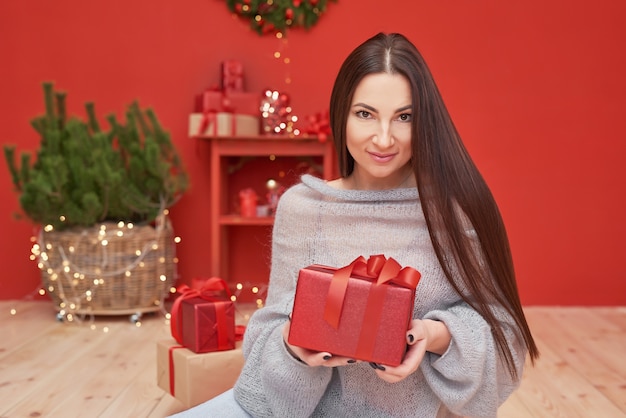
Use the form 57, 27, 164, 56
3, 82, 189, 230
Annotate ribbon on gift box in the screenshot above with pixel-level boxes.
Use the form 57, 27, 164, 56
323, 255, 421, 360
171, 277, 244, 347
168, 344, 185, 396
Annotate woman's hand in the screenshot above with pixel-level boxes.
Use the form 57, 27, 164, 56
372, 318, 451, 384
282, 320, 359, 367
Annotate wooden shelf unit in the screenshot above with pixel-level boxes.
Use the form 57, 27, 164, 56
196, 134, 336, 283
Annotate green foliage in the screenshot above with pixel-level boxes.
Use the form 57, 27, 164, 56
4, 82, 189, 230
225, 0, 337, 36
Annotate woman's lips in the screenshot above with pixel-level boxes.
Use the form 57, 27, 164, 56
368, 151, 395, 163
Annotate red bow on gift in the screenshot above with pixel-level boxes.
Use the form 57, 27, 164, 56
304, 110, 331, 143
323, 255, 421, 329
170, 277, 245, 344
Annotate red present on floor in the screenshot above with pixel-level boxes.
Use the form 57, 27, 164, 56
180, 297, 236, 353
288, 255, 421, 366
171, 277, 237, 353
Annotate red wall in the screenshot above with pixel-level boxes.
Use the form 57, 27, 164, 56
1, 0, 624, 305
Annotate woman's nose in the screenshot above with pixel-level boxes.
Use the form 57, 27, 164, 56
372, 124, 394, 149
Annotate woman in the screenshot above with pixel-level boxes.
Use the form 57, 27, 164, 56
172, 32, 538, 418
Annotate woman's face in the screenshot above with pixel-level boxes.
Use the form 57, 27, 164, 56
346, 72, 414, 190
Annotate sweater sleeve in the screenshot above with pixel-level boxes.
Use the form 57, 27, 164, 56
420, 301, 526, 418
233, 185, 333, 417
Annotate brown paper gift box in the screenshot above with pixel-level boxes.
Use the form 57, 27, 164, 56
188, 112, 260, 137
156, 339, 244, 408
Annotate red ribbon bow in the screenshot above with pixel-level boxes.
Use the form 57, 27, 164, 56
323, 255, 421, 329
167, 345, 185, 396
304, 110, 331, 143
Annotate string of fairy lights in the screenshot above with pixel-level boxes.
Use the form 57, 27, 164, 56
29, 210, 177, 324
8, 208, 267, 330
259, 33, 301, 136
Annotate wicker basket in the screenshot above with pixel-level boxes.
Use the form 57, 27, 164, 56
37, 215, 177, 315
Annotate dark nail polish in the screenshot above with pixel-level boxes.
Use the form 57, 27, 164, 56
323, 355, 332, 360
347, 359, 356, 364
369, 362, 385, 371
407, 334, 414, 343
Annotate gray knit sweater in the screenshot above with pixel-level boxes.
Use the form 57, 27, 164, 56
233, 175, 525, 418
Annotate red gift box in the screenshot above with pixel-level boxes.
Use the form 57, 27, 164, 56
221, 60, 244, 93
223, 91, 260, 116
288, 255, 421, 366
181, 297, 235, 353
171, 278, 237, 353
195, 89, 259, 116
198, 89, 224, 113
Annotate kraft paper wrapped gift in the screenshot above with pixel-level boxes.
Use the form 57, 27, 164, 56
288, 255, 421, 366
188, 112, 259, 137
157, 339, 244, 408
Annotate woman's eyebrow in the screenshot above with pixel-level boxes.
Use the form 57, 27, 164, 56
352, 103, 412, 113
352, 102, 377, 112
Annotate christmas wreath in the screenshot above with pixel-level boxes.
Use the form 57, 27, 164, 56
225, 0, 337, 36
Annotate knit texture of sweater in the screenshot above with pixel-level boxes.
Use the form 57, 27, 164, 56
233, 174, 526, 418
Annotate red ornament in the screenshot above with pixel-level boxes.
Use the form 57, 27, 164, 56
285, 8, 294, 20
258, 2, 272, 13
262, 22, 276, 34
293, 0, 302, 6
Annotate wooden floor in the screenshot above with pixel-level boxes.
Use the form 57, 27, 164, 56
0, 301, 624, 418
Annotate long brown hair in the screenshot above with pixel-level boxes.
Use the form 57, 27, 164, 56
329, 32, 538, 378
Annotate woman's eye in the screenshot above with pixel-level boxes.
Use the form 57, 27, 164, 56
398, 113, 412, 122
356, 110, 371, 119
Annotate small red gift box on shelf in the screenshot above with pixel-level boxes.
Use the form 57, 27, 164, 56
288, 255, 421, 366
221, 60, 244, 93
197, 90, 259, 116
171, 277, 237, 353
